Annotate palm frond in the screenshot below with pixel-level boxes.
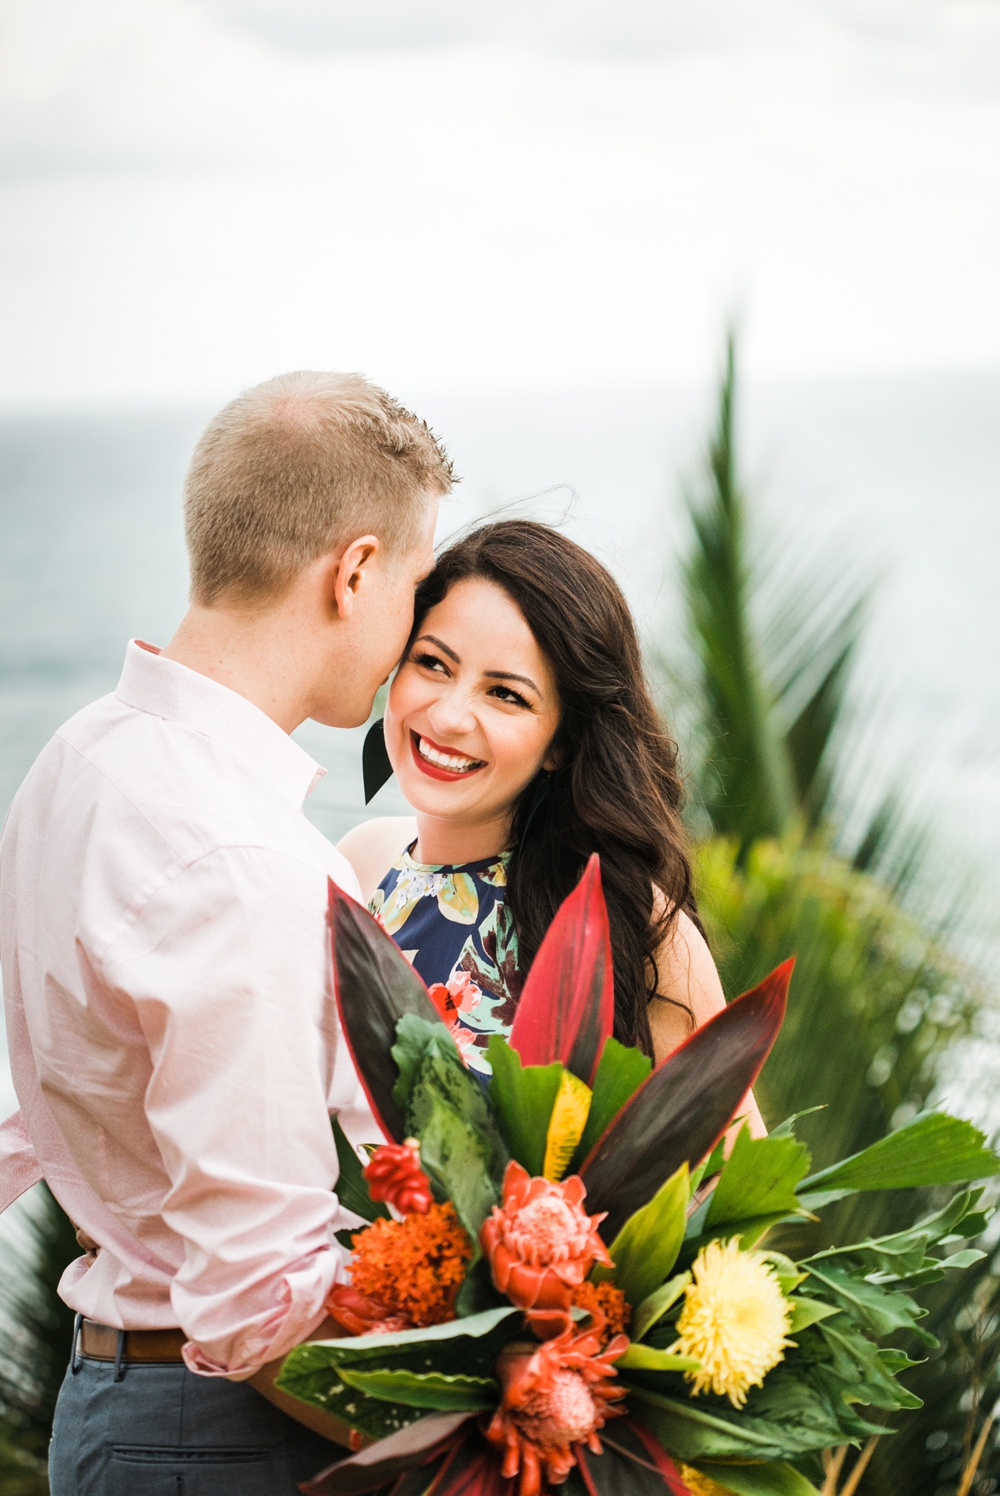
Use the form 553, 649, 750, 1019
683, 334, 795, 849
681, 332, 877, 848
0, 1183, 79, 1433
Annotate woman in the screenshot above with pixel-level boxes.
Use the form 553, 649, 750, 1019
339, 521, 763, 1122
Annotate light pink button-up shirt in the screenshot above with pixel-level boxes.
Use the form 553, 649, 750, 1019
0, 641, 379, 1377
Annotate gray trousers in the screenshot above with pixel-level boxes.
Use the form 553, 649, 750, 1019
49, 1355, 344, 1495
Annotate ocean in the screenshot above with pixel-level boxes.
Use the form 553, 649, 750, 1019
1, 370, 999, 1114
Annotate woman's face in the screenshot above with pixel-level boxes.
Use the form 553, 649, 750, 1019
385, 577, 561, 833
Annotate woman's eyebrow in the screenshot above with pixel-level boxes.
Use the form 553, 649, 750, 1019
415, 633, 460, 664
484, 670, 540, 694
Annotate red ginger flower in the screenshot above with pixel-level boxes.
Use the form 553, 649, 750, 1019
485, 1323, 629, 1496
363, 1139, 434, 1216
325, 1284, 412, 1337
480, 1160, 612, 1314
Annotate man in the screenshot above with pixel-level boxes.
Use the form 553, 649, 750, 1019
0, 371, 451, 1491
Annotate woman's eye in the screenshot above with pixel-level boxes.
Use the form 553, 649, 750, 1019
489, 685, 531, 709
413, 652, 448, 674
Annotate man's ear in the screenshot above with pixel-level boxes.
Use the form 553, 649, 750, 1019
330, 535, 380, 620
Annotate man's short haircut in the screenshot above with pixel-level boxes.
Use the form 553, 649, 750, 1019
183, 371, 454, 606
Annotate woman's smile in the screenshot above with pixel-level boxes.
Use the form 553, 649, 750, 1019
384, 576, 561, 864
410, 731, 487, 780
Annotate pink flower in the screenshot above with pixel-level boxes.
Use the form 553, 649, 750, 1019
480, 1161, 612, 1314
428, 969, 481, 1023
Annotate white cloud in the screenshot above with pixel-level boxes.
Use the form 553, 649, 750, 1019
0, 0, 998, 406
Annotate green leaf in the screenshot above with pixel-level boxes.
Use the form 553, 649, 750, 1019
689, 1133, 730, 1197
798, 1112, 999, 1204
802, 1190, 986, 1283
417, 1091, 498, 1241
627, 1388, 806, 1462
338, 1367, 498, 1412
803, 1262, 928, 1341
759, 1252, 807, 1296
274, 1343, 430, 1442
813, 1318, 924, 1409
615, 1343, 700, 1373
706, 1124, 812, 1233
391, 1013, 451, 1117
486, 1037, 563, 1177
570, 1038, 652, 1171
276, 1306, 520, 1430
331, 1113, 390, 1224
769, 1107, 826, 1139
937, 1248, 986, 1271
594, 1164, 688, 1306
454, 1256, 507, 1319
786, 1297, 841, 1333
632, 1272, 691, 1342
401, 1019, 508, 1186
694, 1462, 821, 1495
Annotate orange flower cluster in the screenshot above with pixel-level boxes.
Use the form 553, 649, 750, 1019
570, 1281, 631, 1343
347, 1201, 473, 1328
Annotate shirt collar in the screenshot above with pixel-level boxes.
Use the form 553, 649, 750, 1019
115, 640, 327, 808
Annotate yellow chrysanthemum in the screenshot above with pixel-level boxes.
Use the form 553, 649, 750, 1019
668, 1236, 794, 1408
677, 1465, 737, 1496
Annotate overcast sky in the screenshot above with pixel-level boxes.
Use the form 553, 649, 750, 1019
1, 0, 998, 407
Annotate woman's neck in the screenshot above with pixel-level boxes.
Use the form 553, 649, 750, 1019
413, 811, 511, 867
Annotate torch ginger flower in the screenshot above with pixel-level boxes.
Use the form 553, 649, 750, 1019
480, 1160, 612, 1314
485, 1324, 628, 1496
363, 1138, 434, 1215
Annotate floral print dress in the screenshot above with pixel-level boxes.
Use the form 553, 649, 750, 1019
369, 844, 522, 1076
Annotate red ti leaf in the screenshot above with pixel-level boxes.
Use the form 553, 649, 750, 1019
579, 958, 793, 1240
420, 1430, 513, 1495
299, 1412, 472, 1496
328, 879, 445, 1144
507, 854, 614, 1085
575, 1419, 695, 1493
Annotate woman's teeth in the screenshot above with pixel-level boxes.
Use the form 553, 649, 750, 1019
417, 737, 483, 773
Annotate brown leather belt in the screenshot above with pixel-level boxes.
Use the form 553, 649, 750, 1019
79, 1318, 187, 1363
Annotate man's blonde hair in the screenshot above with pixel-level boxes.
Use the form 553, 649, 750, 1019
183, 371, 454, 606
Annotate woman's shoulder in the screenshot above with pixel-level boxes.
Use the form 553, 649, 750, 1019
337, 816, 418, 904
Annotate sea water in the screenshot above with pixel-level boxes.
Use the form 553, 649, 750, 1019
1, 371, 998, 1114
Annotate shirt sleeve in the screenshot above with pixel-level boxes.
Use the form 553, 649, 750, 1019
0, 1109, 44, 1213
100, 845, 359, 1377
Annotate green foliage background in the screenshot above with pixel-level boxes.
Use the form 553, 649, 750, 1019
672, 338, 1000, 1496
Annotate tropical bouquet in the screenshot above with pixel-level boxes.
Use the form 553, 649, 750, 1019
279, 857, 999, 1496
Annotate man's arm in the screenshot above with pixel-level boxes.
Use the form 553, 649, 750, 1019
102, 845, 365, 1380
248, 1314, 358, 1447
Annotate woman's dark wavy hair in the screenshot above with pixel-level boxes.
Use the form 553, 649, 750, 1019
411, 520, 699, 1057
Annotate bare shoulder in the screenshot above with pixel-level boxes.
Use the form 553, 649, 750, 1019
647, 900, 725, 1061
653, 907, 727, 1033
650, 904, 768, 1136
336, 816, 417, 904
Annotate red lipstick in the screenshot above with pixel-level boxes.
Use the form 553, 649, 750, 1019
409, 731, 486, 782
